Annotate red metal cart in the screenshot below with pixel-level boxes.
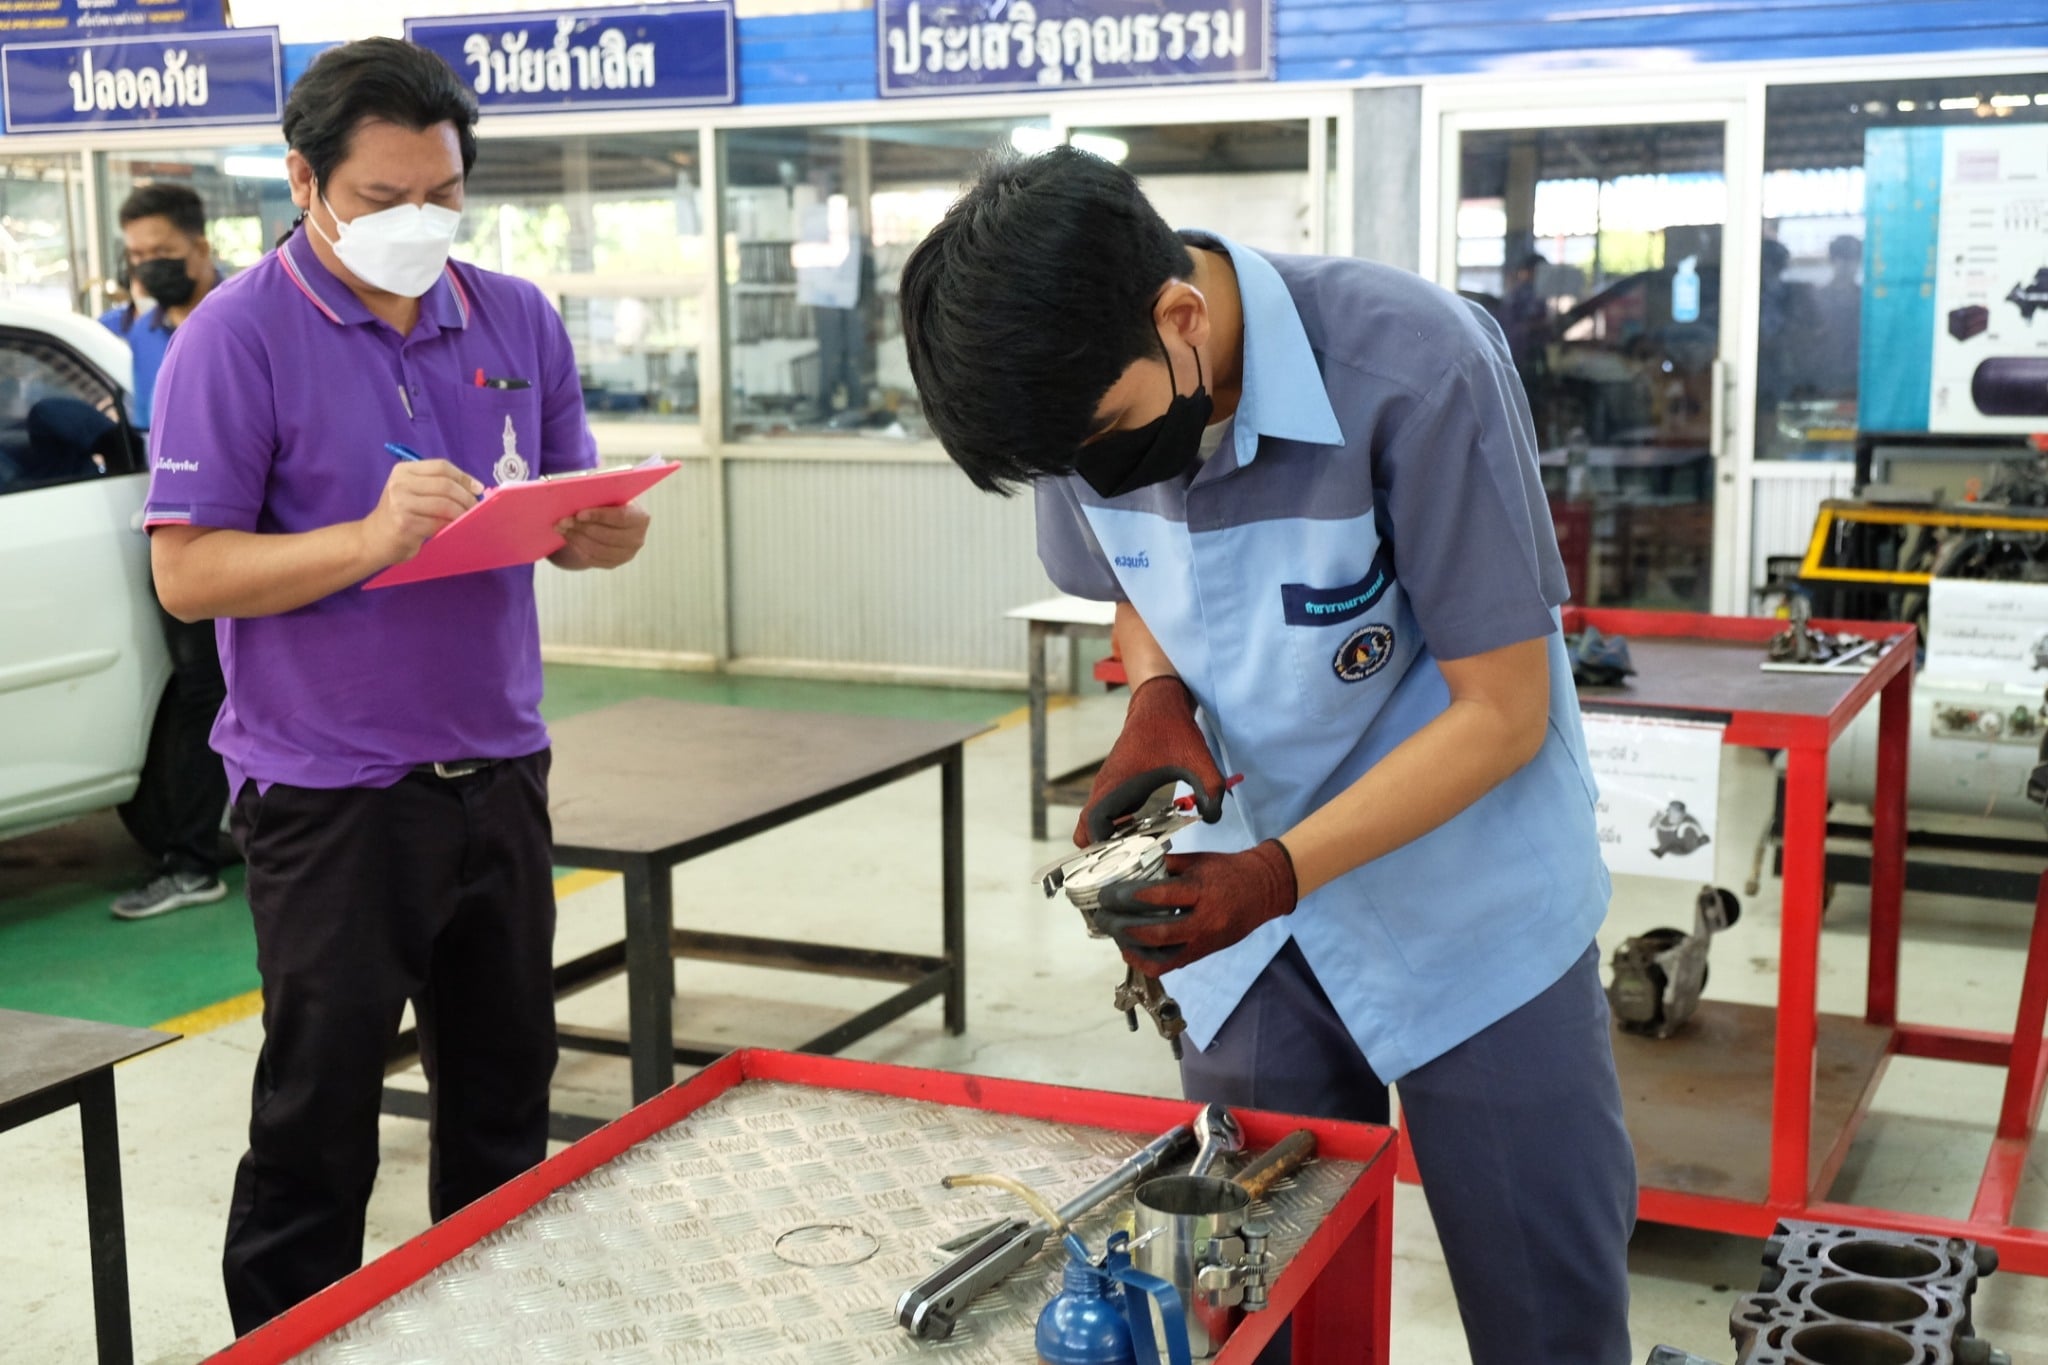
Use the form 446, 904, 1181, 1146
1434, 609, 2048, 1274
206, 1049, 1398, 1363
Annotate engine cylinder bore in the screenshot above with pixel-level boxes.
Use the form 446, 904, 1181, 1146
1806, 1279, 1932, 1326
1822, 1240, 1945, 1281
1785, 1324, 1915, 1365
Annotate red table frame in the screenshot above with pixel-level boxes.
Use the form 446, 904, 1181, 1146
204, 1049, 1398, 1364
1405, 609, 2047, 1272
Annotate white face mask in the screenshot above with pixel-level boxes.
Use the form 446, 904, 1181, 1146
308, 189, 461, 299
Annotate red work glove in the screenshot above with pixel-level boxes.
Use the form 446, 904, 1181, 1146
1077, 676, 1228, 847
1094, 840, 1299, 977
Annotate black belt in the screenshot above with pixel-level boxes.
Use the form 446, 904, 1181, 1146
411, 759, 499, 780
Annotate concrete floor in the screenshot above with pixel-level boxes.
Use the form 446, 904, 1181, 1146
5, 687, 2048, 1362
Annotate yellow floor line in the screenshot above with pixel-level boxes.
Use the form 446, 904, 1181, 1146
552, 868, 618, 898
148, 869, 621, 1039
153, 988, 264, 1037
988, 694, 1077, 734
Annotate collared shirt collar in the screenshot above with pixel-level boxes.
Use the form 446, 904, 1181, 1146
277, 224, 470, 333
1181, 230, 1343, 472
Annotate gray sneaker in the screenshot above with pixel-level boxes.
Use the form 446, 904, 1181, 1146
112, 871, 228, 921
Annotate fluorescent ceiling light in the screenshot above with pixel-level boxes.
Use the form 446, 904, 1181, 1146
1070, 133, 1129, 164
223, 154, 289, 180
1938, 97, 1979, 111
1990, 95, 2030, 109
1895, 100, 1916, 111
1010, 126, 1057, 156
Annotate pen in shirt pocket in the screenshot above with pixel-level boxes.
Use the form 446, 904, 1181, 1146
474, 369, 531, 390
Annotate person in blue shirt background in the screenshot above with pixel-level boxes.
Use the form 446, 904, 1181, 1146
101, 181, 233, 921
900, 148, 1635, 1363
100, 182, 224, 431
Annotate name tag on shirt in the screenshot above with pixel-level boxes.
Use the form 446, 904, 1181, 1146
1280, 544, 1394, 626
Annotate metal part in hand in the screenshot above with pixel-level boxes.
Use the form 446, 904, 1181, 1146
1115, 963, 1187, 1057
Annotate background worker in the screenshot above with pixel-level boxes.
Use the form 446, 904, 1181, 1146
900, 147, 1636, 1363
100, 182, 233, 920
143, 38, 650, 1332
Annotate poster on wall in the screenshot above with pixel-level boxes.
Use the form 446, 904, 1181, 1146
0, 1, 226, 37
1862, 124, 2048, 434
878, 0, 1272, 99
1925, 578, 2048, 685
405, 4, 737, 113
1580, 713, 1725, 883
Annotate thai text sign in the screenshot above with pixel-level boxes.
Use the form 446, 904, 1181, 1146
1, 27, 280, 132
0, 1, 227, 38
406, 3, 737, 114
879, 0, 1271, 98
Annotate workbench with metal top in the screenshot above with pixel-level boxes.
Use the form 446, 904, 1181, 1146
210, 1050, 1399, 1364
1540, 610, 2048, 1275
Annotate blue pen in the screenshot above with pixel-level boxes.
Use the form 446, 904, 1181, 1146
384, 442, 424, 462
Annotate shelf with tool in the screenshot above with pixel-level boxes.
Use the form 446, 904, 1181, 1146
1488, 609, 2048, 1276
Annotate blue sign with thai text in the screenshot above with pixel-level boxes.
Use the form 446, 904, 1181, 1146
1, 27, 281, 133
406, 3, 737, 114
878, 0, 1270, 98
0, 1, 227, 39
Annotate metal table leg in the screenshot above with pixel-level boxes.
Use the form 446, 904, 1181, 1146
1865, 651, 1913, 1029
1029, 620, 1050, 842
942, 745, 967, 1035
1770, 743, 1829, 1209
624, 858, 676, 1106
78, 1068, 133, 1365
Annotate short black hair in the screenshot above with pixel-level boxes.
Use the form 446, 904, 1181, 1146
282, 37, 479, 187
899, 146, 1194, 494
118, 182, 205, 236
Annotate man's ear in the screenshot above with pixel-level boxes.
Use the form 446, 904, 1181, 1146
285, 149, 315, 213
1153, 280, 1211, 354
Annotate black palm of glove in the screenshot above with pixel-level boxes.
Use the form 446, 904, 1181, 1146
1094, 840, 1299, 977
1077, 676, 1228, 847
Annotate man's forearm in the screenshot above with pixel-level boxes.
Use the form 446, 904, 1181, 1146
1280, 692, 1546, 898
153, 523, 382, 622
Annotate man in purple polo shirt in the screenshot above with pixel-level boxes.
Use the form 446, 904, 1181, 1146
143, 39, 650, 1332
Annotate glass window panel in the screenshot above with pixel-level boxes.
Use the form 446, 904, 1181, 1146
458, 132, 706, 424
720, 119, 1038, 442
0, 154, 85, 313
1759, 75, 2048, 459
98, 147, 294, 315
1456, 123, 1726, 611
1069, 120, 1313, 256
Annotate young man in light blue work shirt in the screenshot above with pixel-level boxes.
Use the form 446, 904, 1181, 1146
901, 148, 1635, 1362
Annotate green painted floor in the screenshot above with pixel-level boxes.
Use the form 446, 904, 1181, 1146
0, 668, 1022, 1029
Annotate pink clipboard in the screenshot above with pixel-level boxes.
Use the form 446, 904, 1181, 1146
363, 460, 679, 590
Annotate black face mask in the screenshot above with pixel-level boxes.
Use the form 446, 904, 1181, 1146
134, 257, 197, 308
1074, 332, 1213, 499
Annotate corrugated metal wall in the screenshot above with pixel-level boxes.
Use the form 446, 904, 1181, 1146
1752, 468, 1857, 591
734, 2, 2048, 103
726, 459, 1054, 679
536, 458, 723, 659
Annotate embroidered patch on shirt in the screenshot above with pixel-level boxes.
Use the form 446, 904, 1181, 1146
1334, 623, 1396, 682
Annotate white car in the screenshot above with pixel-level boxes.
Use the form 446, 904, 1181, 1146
0, 303, 171, 843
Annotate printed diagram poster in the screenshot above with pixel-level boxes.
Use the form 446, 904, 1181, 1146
1930, 125, 2048, 434
1581, 714, 1725, 882
1926, 579, 2048, 685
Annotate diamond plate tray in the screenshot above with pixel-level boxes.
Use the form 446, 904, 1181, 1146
292, 1080, 1365, 1364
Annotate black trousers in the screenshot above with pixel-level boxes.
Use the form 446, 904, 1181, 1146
120, 606, 229, 877
222, 753, 559, 1335
158, 610, 229, 876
